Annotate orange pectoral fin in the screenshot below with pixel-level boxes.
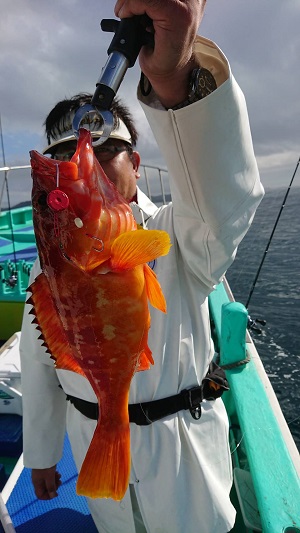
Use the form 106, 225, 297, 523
109, 229, 171, 271
27, 273, 86, 377
136, 344, 154, 372
144, 263, 167, 313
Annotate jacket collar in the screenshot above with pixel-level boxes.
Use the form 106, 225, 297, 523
130, 186, 157, 227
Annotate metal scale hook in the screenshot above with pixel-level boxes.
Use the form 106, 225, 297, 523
72, 15, 154, 146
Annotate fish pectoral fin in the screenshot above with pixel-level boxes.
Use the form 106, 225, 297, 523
136, 345, 154, 371
144, 263, 167, 313
109, 229, 171, 271
27, 273, 86, 377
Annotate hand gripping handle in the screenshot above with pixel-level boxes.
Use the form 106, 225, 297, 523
73, 16, 154, 145
91, 15, 154, 111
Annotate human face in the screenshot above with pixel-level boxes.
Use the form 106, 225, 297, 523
52, 138, 140, 202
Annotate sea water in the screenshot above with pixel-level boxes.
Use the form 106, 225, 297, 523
226, 186, 300, 450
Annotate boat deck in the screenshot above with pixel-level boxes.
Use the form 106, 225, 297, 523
1, 435, 97, 533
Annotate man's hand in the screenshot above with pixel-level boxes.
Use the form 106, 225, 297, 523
114, 0, 206, 107
31, 466, 62, 500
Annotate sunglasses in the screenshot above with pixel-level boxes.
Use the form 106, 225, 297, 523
52, 143, 131, 163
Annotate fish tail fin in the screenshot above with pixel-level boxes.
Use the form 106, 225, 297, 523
76, 419, 130, 500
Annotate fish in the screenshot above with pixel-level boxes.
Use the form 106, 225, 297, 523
28, 127, 171, 500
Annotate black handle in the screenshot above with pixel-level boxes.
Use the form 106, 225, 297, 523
101, 15, 154, 68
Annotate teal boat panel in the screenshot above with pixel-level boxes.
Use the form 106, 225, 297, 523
0, 230, 35, 243
209, 282, 300, 532
0, 206, 36, 263
0, 205, 33, 231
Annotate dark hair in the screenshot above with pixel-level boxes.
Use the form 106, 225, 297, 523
44, 93, 138, 147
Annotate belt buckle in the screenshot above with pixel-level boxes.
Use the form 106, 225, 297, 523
187, 388, 202, 420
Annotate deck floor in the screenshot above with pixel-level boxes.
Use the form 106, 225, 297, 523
3, 435, 98, 533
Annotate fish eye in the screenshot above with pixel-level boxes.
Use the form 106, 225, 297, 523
37, 192, 48, 206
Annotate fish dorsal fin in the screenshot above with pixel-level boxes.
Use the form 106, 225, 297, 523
110, 229, 171, 271
27, 273, 86, 377
143, 263, 167, 313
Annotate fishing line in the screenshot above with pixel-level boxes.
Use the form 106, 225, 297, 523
245, 156, 300, 310
56, 162, 60, 188
228, 186, 283, 293
287, 414, 300, 426
229, 430, 245, 455
171, 414, 247, 468
0, 114, 18, 288
175, 429, 246, 468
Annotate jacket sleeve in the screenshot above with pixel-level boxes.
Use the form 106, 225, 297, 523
20, 259, 67, 468
138, 35, 264, 291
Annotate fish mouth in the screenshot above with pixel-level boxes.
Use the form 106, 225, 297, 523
30, 150, 57, 184
30, 150, 79, 186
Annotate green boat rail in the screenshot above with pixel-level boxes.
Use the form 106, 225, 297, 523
209, 279, 300, 532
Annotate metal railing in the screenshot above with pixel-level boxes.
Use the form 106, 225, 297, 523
140, 164, 170, 205
0, 163, 171, 212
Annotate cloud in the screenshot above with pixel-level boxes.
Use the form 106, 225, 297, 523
1, 0, 299, 189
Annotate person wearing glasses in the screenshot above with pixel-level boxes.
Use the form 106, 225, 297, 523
20, 1, 264, 532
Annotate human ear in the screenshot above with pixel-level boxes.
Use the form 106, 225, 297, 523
132, 151, 141, 178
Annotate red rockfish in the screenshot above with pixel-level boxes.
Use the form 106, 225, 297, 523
28, 128, 171, 500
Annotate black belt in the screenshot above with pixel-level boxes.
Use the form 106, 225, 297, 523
65, 362, 229, 426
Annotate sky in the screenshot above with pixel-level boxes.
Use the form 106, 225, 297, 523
1, 0, 299, 192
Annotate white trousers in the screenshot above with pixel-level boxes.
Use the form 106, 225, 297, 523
129, 485, 147, 533
87, 485, 147, 533
66, 401, 234, 533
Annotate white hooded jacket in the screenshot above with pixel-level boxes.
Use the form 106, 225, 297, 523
20, 36, 264, 533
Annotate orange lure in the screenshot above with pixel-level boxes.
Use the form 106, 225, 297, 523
29, 128, 171, 500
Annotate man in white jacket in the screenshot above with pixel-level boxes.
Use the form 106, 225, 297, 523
20, 1, 264, 532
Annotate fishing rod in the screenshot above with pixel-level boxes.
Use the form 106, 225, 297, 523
0, 115, 7, 207
0, 115, 18, 289
245, 156, 300, 331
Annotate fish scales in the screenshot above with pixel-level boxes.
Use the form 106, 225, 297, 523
28, 128, 171, 500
